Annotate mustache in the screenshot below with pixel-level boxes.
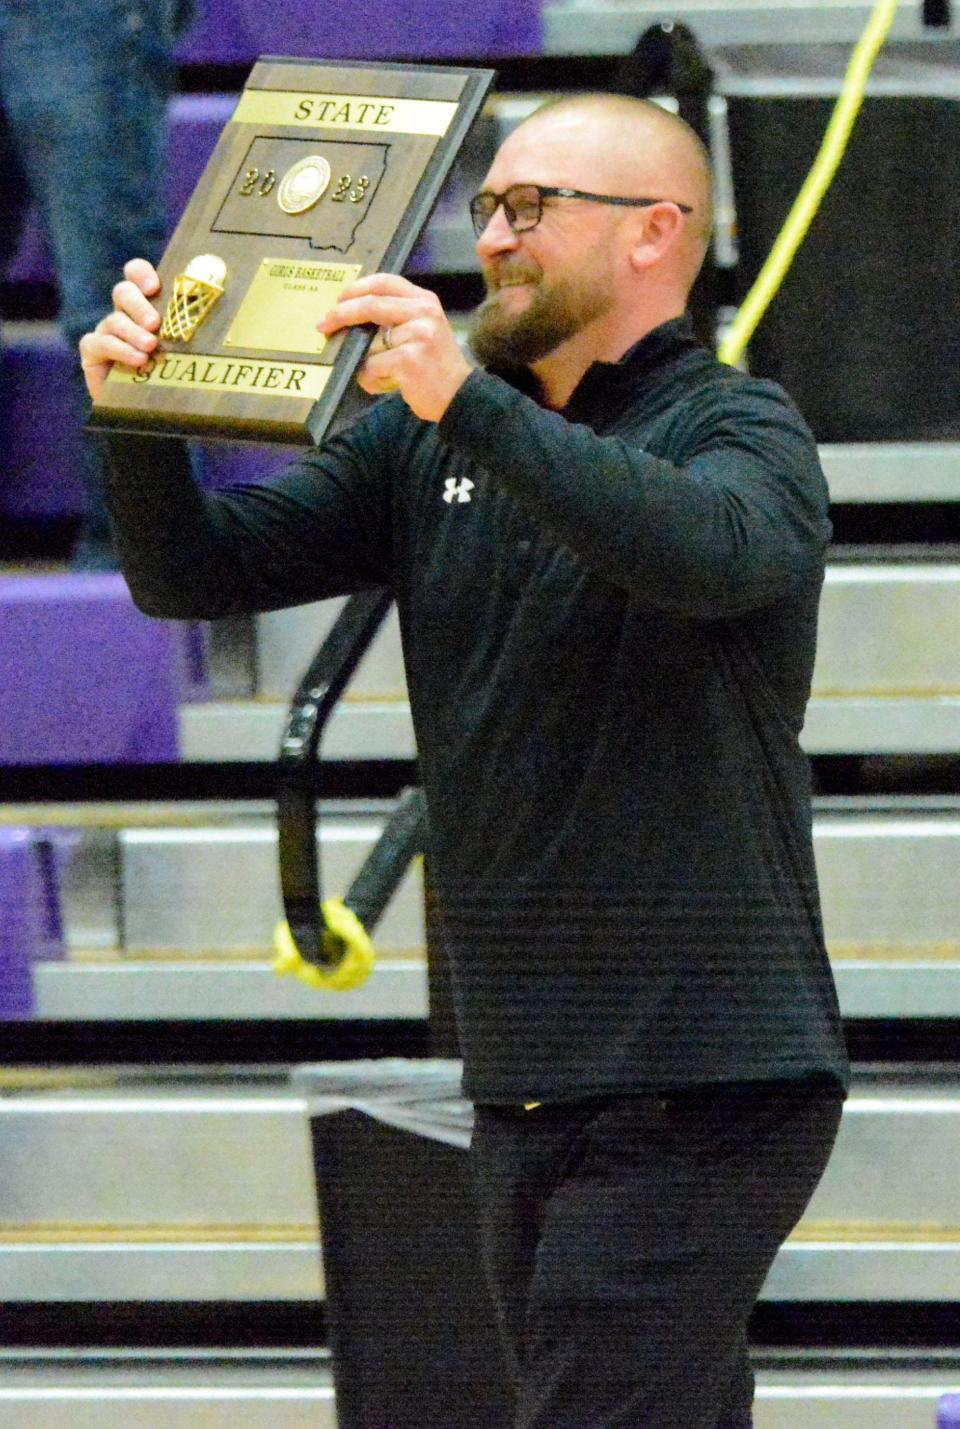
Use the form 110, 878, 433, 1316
483, 257, 543, 292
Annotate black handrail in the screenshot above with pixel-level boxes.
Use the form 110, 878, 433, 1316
276, 587, 395, 967
343, 784, 426, 933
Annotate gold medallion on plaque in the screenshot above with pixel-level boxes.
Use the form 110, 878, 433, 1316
276, 155, 332, 215
160, 254, 227, 343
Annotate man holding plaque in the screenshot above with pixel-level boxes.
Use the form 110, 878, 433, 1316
81, 94, 848, 1429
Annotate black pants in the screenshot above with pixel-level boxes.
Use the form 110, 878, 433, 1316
469, 1076, 844, 1429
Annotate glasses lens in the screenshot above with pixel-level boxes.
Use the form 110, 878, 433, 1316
505, 186, 541, 232
469, 193, 498, 237
469, 187, 545, 237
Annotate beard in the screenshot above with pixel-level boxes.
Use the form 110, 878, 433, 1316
468, 257, 615, 370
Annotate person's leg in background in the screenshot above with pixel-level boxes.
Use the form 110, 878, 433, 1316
0, 99, 34, 533
470, 1078, 843, 1429
0, 0, 188, 567
0, 100, 31, 297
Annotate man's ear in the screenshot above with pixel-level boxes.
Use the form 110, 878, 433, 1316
627, 203, 687, 273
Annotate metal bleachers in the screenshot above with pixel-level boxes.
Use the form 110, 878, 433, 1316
10, 792, 960, 1022
0, 1064, 959, 1304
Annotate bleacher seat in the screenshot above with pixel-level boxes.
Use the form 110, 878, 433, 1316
0, 574, 203, 763
0, 827, 63, 1017
173, 0, 542, 65
0, 319, 297, 514
0, 328, 87, 519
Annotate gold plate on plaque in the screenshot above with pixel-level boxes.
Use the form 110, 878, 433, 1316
232, 89, 459, 136
277, 155, 332, 215
223, 258, 362, 355
106, 354, 331, 400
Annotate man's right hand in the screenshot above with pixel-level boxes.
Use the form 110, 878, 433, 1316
78, 258, 163, 402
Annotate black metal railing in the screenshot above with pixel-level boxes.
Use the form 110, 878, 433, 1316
276, 589, 425, 972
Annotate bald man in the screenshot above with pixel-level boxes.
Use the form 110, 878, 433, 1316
81, 96, 848, 1429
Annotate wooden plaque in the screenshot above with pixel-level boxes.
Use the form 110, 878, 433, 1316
89, 58, 495, 444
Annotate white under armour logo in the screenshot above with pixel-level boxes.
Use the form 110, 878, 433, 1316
443, 477, 475, 505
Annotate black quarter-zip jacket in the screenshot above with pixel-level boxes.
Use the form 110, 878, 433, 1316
104, 317, 850, 1102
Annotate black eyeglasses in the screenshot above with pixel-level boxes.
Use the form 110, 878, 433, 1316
468, 183, 694, 238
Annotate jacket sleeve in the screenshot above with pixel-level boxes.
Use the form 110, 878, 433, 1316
437, 368, 831, 618
101, 399, 404, 619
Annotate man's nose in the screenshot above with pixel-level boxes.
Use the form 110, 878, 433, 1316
475, 202, 520, 259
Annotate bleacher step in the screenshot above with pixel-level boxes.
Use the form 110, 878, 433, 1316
1, 1070, 959, 1304
179, 699, 416, 762
2, 1350, 956, 1429
0, 1351, 334, 1429
542, 0, 958, 51
34, 959, 428, 1021
5, 797, 960, 1018
180, 692, 960, 758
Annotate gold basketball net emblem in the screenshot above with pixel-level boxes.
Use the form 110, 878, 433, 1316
160, 254, 228, 343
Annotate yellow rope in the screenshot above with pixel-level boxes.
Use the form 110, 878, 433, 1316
273, 897, 375, 991
717, 0, 901, 367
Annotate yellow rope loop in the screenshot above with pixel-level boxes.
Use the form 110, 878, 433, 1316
272, 897, 375, 992
717, 0, 901, 367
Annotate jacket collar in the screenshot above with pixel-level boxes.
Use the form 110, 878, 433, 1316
489, 315, 703, 416
563, 315, 702, 419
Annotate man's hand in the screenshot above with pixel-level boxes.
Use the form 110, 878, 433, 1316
318, 273, 473, 423
78, 259, 162, 402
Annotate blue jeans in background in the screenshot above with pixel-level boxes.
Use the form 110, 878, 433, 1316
0, 0, 191, 565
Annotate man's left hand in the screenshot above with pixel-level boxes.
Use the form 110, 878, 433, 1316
318, 273, 473, 423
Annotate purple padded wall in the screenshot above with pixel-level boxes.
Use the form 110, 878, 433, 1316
176, 0, 542, 65
941, 1396, 960, 1427
0, 575, 184, 764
